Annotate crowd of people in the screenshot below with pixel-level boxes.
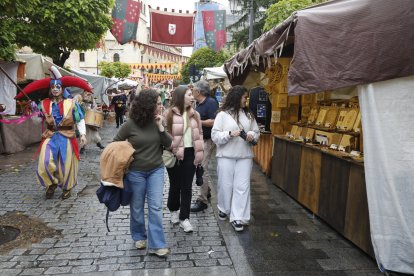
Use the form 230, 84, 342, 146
31, 71, 259, 257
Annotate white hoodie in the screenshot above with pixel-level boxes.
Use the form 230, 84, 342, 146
212, 110, 260, 159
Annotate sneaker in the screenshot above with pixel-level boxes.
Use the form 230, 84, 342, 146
170, 211, 179, 224
190, 200, 207, 212
148, 248, 169, 257
218, 211, 227, 221
135, 240, 147, 249
179, 219, 193, 233
231, 220, 244, 232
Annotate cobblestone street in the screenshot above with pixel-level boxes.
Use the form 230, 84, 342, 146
0, 121, 380, 275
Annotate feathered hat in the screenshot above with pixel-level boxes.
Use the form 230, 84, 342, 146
15, 66, 92, 100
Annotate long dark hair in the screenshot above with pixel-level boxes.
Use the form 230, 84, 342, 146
220, 85, 253, 124
129, 89, 159, 128
166, 85, 190, 132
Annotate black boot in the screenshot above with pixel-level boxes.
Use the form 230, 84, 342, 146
190, 200, 208, 212
61, 189, 71, 200
45, 184, 57, 199
97, 142, 104, 149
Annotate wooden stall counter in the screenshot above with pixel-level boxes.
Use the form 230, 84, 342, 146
252, 131, 273, 176
271, 135, 374, 257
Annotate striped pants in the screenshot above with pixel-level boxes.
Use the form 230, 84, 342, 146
36, 138, 79, 191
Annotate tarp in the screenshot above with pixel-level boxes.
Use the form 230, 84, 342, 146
203, 66, 227, 80
224, 0, 414, 96
15, 53, 116, 106
0, 62, 18, 115
68, 68, 117, 106
358, 75, 414, 274
16, 53, 73, 80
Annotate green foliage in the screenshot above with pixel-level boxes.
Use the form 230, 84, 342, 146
180, 47, 229, 84
227, 0, 278, 50
0, 0, 40, 61
263, 0, 327, 31
0, 0, 114, 65
99, 62, 131, 78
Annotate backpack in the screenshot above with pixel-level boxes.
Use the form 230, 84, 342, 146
96, 179, 132, 232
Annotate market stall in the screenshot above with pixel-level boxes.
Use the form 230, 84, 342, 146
224, 0, 414, 274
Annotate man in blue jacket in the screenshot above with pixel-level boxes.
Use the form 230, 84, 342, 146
190, 80, 219, 212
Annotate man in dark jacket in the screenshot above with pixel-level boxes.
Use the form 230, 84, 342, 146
190, 80, 219, 212
111, 90, 127, 128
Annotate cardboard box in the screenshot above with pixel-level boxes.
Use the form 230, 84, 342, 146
302, 94, 313, 105
315, 107, 328, 126
276, 94, 288, 107
324, 107, 339, 128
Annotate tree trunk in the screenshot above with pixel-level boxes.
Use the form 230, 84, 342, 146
53, 51, 71, 67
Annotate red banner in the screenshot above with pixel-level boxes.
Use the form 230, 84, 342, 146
150, 9, 195, 46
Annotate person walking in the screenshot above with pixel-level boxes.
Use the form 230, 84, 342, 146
190, 80, 219, 212
113, 89, 172, 257
211, 85, 260, 232
164, 85, 204, 233
76, 91, 105, 154
111, 90, 127, 128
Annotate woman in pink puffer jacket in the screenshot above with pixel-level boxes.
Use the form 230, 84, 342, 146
163, 85, 204, 233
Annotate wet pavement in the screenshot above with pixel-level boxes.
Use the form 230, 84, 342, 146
0, 121, 381, 275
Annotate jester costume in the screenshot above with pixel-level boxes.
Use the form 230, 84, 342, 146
15, 66, 92, 199
36, 92, 85, 196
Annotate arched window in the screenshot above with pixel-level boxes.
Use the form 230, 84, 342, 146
113, 53, 120, 62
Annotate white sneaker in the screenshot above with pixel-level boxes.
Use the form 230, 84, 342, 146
179, 219, 193, 233
171, 211, 179, 224
148, 248, 169, 257
135, 240, 147, 249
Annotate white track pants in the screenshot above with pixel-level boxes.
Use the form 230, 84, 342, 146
217, 157, 252, 222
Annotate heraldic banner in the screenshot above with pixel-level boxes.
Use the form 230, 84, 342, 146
202, 10, 227, 51
111, 0, 142, 45
150, 8, 195, 47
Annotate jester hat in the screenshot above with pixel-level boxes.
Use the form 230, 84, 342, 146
15, 66, 92, 100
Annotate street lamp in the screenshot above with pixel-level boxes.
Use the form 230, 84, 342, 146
228, 0, 254, 44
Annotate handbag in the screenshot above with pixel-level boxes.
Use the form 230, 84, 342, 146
162, 125, 190, 168
162, 150, 176, 168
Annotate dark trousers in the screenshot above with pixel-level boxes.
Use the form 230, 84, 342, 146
115, 110, 124, 127
167, 148, 196, 220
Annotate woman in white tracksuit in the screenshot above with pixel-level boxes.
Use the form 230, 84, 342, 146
211, 85, 259, 232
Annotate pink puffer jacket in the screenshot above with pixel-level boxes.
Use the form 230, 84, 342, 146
164, 107, 204, 165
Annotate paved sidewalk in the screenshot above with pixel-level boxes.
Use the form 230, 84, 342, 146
0, 121, 381, 275
0, 122, 236, 275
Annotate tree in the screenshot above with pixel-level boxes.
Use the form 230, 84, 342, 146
0, 0, 39, 61
263, 0, 327, 31
98, 62, 131, 78
227, 0, 278, 50
180, 47, 229, 84
1, 0, 114, 66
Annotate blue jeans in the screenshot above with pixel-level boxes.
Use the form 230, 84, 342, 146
125, 166, 166, 249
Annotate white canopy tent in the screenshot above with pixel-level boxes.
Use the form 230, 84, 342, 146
0, 61, 19, 115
